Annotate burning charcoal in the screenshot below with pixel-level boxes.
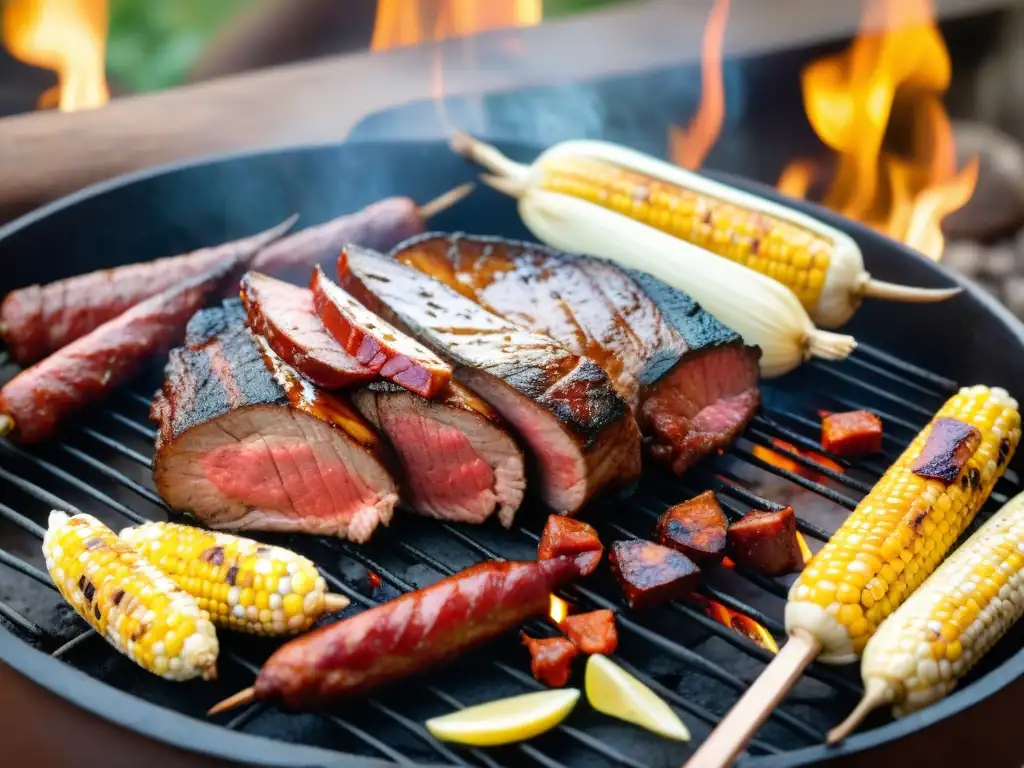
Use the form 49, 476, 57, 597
521, 633, 579, 688
727, 506, 804, 577
560, 609, 618, 655
537, 515, 603, 576
608, 540, 700, 610
821, 410, 883, 456
911, 417, 982, 485
655, 490, 728, 566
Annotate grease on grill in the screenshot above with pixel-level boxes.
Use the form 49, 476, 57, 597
911, 417, 982, 484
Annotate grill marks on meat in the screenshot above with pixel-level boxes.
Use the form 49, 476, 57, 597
1, 264, 236, 444
352, 381, 525, 526
239, 271, 375, 389
339, 245, 640, 515
152, 301, 397, 542
0, 218, 293, 365
390, 233, 761, 475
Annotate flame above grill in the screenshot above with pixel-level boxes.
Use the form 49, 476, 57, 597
2, 0, 109, 112
371, 0, 542, 51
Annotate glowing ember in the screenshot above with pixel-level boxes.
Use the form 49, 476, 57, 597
2, 0, 109, 112
367, 570, 383, 590
669, 0, 730, 170
549, 594, 569, 625
751, 437, 844, 484
689, 594, 779, 653
777, 0, 977, 260
371, 0, 542, 51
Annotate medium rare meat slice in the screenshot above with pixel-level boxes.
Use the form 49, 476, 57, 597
339, 245, 641, 515
151, 300, 398, 541
351, 381, 525, 526
310, 266, 452, 398
239, 271, 375, 389
390, 233, 761, 475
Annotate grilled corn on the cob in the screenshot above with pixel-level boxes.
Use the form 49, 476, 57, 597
119, 522, 347, 636
43, 511, 218, 681
827, 490, 1024, 742
452, 134, 960, 329
787, 386, 1020, 664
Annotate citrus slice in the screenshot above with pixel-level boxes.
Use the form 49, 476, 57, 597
425, 688, 581, 746
585, 654, 690, 741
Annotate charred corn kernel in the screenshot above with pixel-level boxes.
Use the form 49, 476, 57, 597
42, 511, 218, 681
119, 522, 332, 637
787, 386, 1020, 664
452, 134, 961, 330
829, 493, 1024, 742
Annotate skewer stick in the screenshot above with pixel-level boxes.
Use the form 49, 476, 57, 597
683, 630, 821, 768
208, 687, 256, 716
416, 182, 476, 221
0, 415, 13, 439
323, 593, 350, 613
450, 132, 530, 181
825, 679, 888, 744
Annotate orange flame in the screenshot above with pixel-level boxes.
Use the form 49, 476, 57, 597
689, 594, 779, 653
2, 0, 109, 112
778, 0, 976, 260
669, 0, 730, 170
752, 438, 844, 483
371, 0, 543, 51
549, 594, 570, 625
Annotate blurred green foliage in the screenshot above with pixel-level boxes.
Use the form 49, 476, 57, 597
105, 0, 630, 93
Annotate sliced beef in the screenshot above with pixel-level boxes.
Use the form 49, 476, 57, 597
389, 233, 761, 475
339, 245, 641, 515
351, 381, 525, 527
239, 271, 376, 389
151, 300, 398, 542
311, 266, 452, 398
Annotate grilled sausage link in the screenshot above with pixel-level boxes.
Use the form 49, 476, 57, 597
253, 557, 580, 708
0, 264, 234, 443
249, 197, 426, 285
0, 219, 292, 365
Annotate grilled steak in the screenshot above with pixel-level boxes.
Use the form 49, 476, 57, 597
352, 381, 525, 526
239, 271, 376, 389
390, 233, 761, 474
339, 245, 641, 515
151, 300, 397, 541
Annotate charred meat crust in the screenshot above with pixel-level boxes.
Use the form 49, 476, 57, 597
339, 245, 632, 448
656, 490, 728, 566
726, 506, 804, 576
911, 417, 983, 485
608, 540, 701, 610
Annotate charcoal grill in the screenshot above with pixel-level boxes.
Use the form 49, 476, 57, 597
1, 140, 1023, 768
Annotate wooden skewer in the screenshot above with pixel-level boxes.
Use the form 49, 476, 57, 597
416, 182, 476, 221
323, 593, 350, 613
825, 679, 889, 744
208, 687, 256, 716
0, 415, 13, 439
683, 629, 821, 768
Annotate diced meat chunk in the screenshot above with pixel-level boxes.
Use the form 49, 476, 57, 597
726, 506, 804, 576
820, 410, 883, 456
521, 633, 579, 687
537, 516, 603, 576
656, 490, 728, 566
560, 610, 618, 655
608, 540, 700, 610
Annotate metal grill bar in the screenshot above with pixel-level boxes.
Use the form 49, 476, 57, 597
813, 357, 946, 401
806, 364, 937, 420
851, 345, 958, 391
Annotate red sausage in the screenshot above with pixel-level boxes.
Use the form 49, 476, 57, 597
253, 557, 580, 709
0, 263, 234, 444
0, 219, 292, 365
249, 197, 425, 286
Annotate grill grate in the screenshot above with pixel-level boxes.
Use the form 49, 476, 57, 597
0, 342, 1020, 767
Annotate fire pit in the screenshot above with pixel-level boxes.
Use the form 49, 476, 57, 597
0, 138, 1022, 767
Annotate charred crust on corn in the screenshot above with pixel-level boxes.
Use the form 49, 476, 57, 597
911, 418, 982, 485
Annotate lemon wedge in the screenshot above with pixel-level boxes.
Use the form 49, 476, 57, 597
585, 655, 690, 741
425, 688, 581, 746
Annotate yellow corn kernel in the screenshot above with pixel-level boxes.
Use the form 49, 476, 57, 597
537, 154, 836, 310
849, 489, 1024, 722
119, 522, 335, 637
787, 386, 1021, 664
42, 511, 218, 681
